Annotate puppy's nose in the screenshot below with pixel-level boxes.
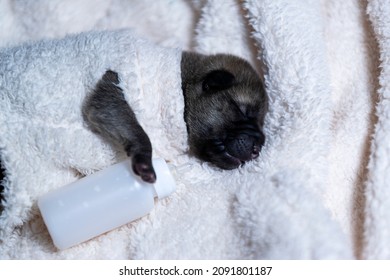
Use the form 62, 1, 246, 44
226, 134, 261, 162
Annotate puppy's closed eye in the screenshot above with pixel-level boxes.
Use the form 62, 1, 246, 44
202, 70, 235, 92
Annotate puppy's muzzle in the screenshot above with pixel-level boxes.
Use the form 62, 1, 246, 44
209, 120, 264, 169
225, 121, 265, 162
225, 133, 263, 162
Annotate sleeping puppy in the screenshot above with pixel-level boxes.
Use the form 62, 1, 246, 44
82, 51, 267, 183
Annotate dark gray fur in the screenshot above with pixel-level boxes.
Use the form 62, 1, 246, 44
82, 70, 155, 183
82, 52, 267, 183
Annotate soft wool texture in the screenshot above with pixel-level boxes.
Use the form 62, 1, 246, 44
0, 0, 388, 259
364, 0, 390, 259
0, 30, 186, 258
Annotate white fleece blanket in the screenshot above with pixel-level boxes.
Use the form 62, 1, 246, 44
0, 0, 388, 259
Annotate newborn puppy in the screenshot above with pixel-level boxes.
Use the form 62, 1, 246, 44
181, 52, 267, 170
82, 52, 267, 183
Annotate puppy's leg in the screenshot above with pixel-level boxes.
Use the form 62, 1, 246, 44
82, 70, 156, 183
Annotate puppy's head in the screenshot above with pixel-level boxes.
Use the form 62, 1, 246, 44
181, 52, 267, 169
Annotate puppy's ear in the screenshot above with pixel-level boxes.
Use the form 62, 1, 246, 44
202, 70, 235, 92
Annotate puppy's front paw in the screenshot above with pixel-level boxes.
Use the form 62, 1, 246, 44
132, 155, 156, 183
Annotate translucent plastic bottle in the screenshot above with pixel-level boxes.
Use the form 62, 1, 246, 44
38, 158, 176, 250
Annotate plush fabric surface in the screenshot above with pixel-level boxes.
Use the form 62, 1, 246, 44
0, 0, 389, 259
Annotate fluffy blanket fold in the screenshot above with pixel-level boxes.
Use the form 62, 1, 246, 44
0, 0, 389, 259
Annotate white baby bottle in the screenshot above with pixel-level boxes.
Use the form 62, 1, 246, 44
38, 158, 176, 250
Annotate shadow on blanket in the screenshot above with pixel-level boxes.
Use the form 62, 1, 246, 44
0, 158, 4, 213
